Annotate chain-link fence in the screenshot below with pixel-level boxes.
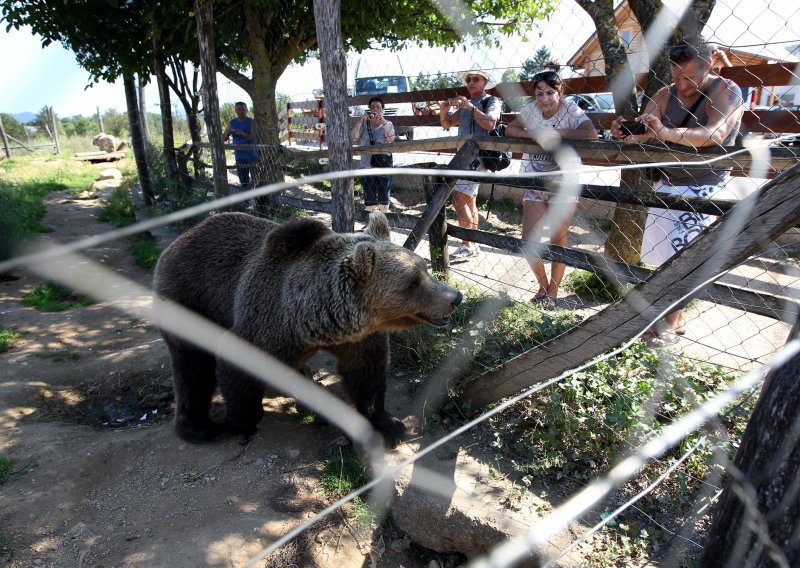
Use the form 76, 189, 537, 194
4, 0, 800, 566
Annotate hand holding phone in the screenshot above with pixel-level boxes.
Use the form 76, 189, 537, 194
620, 120, 646, 136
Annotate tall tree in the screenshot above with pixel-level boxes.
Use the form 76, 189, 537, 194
313, 0, 352, 232
700, 345, 800, 566
574, 0, 715, 264
124, 74, 154, 205
213, 0, 557, 189
194, 0, 229, 200
519, 46, 554, 80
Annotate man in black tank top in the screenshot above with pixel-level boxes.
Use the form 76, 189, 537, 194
610, 40, 743, 345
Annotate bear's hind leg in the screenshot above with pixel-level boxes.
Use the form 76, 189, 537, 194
330, 333, 405, 448
217, 361, 266, 438
166, 339, 223, 442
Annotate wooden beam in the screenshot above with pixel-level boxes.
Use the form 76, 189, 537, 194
456, 163, 800, 409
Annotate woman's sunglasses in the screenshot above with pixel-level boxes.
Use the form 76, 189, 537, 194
465, 75, 484, 83
532, 71, 560, 83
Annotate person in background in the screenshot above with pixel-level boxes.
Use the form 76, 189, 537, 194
611, 39, 743, 346
505, 67, 597, 307
439, 67, 501, 260
222, 101, 258, 190
351, 96, 396, 212
711, 45, 733, 75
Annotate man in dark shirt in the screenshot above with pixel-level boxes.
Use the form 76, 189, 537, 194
612, 40, 743, 343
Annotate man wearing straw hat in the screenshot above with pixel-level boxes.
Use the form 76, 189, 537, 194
439, 67, 502, 260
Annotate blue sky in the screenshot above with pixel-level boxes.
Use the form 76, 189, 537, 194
1, 1, 796, 118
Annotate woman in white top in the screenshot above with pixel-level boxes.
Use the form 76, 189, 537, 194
505, 68, 597, 306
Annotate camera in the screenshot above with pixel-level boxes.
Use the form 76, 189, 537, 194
449, 97, 461, 108
620, 120, 647, 135
366, 111, 376, 119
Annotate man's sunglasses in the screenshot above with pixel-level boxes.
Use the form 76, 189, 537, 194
669, 44, 696, 63
465, 75, 485, 83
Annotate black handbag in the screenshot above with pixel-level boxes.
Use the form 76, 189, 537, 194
366, 122, 393, 168
477, 97, 511, 172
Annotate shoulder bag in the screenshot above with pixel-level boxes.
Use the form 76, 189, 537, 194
478, 96, 511, 172
366, 122, 393, 168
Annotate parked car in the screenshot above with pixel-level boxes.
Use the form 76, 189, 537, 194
564, 92, 615, 113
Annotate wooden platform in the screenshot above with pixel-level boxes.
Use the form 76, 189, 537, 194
73, 151, 125, 162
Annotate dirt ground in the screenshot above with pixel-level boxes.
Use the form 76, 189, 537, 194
2, 163, 794, 567
1, 170, 481, 568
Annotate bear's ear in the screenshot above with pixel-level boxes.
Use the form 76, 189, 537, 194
265, 218, 331, 258
364, 211, 391, 241
347, 241, 378, 280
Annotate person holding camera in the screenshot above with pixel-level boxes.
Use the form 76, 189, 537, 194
439, 67, 501, 260
351, 97, 396, 212
610, 40, 743, 345
505, 66, 596, 307
222, 101, 258, 190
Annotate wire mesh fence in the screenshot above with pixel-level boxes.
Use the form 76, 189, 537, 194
4, 0, 800, 566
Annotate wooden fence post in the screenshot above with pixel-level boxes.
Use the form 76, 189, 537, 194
422, 169, 450, 276
96, 106, 105, 133
0, 115, 11, 159
49, 107, 60, 155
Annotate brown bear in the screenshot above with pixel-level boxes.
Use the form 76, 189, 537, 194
153, 211, 462, 447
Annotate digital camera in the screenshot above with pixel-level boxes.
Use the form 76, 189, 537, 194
449, 97, 461, 108
366, 111, 377, 119
620, 121, 646, 135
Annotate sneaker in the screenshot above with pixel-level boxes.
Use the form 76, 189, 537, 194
451, 243, 480, 260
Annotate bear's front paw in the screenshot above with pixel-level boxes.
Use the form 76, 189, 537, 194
371, 412, 406, 448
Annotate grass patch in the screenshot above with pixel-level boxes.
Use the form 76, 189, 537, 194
0, 328, 21, 353
563, 269, 631, 302
0, 156, 101, 261
22, 281, 94, 312
33, 349, 81, 362
0, 455, 37, 485
391, 282, 581, 380
98, 182, 136, 227
0, 456, 14, 484
132, 237, 162, 269
320, 448, 375, 530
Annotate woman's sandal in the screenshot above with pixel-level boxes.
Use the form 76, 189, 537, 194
531, 294, 556, 309
644, 328, 679, 347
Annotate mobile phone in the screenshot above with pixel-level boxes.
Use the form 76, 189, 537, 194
620, 121, 646, 135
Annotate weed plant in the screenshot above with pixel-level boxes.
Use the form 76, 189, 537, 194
0, 328, 21, 353
391, 282, 580, 380
563, 269, 632, 302
0, 456, 14, 484
490, 341, 743, 479
132, 237, 162, 269
22, 281, 94, 312
320, 447, 375, 530
98, 182, 136, 227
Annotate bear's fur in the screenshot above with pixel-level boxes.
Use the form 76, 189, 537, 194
153, 212, 462, 447
92, 133, 117, 153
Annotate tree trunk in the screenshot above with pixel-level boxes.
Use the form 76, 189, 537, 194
699, 347, 800, 567
313, 0, 354, 233
194, 0, 229, 200
152, 34, 179, 186
242, 0, 280, 208
138, 74, 150, 142
96, 106, 104, 133
123, 74, 154, 205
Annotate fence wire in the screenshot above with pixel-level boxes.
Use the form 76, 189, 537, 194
4, 0, 800, 566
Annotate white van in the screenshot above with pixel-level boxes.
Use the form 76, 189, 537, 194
351, 55, 416, 139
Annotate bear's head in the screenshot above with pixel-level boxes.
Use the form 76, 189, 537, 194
347, 212, 462, 332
